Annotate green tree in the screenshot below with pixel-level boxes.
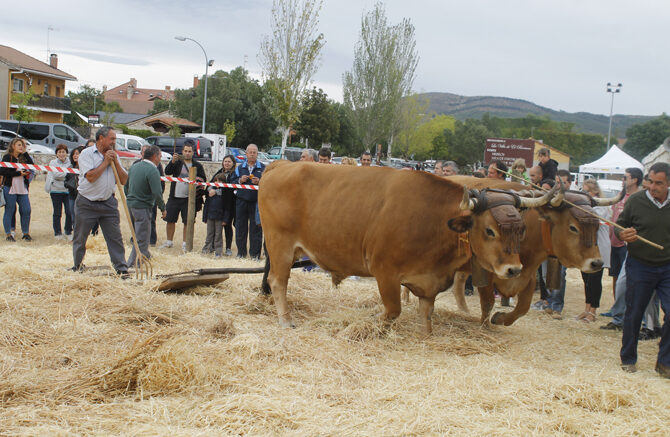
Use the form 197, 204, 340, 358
343, 1, 418, 159
223, 119, 236, 145
259, 0, 325, 157
443, 119, 492, 165
624, 114, 670, 160
295, 87, 339, 147
394, 93, 431, 159
331, 103, 357, 156
64, 85, 124, 126
156, 67, 276, 148
405, 115, 455, 160
11, 89, 39, 126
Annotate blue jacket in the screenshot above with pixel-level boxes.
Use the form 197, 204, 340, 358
231, 159, 265, 202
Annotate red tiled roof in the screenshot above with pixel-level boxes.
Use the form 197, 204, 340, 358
0, 45, 77, 80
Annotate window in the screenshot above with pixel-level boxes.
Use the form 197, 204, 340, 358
12, 78, 24, 93
19, 124, 49, 141
127, 139, 142, 151
54, 125, 77, 142
44, 83, 50, 96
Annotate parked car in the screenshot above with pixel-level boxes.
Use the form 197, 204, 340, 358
267, 146, 303, 162
0, 120, 86, 151
1, 129, 36, 150
226, 147, 247, 164
257, 151, 272, 165
146, 136, 213, 160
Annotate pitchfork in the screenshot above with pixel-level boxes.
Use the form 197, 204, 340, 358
111, 161, 153, 280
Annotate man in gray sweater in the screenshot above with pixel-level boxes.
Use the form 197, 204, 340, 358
616, 162, 670, 378
124, 145, 166, 268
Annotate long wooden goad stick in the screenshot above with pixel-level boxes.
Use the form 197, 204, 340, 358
491, 166, 664, 251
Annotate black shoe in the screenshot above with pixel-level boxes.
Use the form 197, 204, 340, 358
465, 288, 474, 296
621, 363, 637, 373
22, 234, 32, 241
656, 362, 670, 379
115, 270, 130, 279
6, 235, 15, 242
71, 264, 85, 272
639, 328, 658, 341
600, 322, 622, 331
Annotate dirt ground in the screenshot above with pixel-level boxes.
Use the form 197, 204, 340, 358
0, 181, 668, 436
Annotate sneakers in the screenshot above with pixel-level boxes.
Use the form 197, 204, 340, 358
21, 234, 32, 242
639, 328, 660, 341
600, 311, 613, 317
225, 249, 233, 256
531, 300, 547, 311
182, 241, 187, 252
66, 234, 73, 241
54, 234, 65, 240
115, 270, 130, 280
6, 235, 15, 242
600, 322, 623, 331
159, 240, 174, 249
464, 288, 474, 296
544, 308, 563, 319
621, 364, 637, 373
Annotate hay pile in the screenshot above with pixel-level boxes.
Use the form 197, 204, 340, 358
0, 182, 668, 435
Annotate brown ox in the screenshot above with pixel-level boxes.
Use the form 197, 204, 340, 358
258, 161, 555, 333
446, 176, 623, 326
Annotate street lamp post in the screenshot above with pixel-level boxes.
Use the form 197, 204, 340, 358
175, 36, 213, 134
606, 82, 622, 151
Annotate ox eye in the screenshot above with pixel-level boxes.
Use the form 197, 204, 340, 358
569, 225, 579, 233
486, 228, 496, 238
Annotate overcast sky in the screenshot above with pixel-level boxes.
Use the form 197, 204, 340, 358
2, 0, 668, 116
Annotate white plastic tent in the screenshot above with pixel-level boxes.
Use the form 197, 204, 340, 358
579, 145, 643, 174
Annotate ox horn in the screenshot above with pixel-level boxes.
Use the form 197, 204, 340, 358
550, 181, 565, 207
459, 186, 477, 211
592, 184, 627, 206
519, 182, 560, 208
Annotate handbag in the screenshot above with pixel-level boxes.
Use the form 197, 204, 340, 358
44, 171, 53, 194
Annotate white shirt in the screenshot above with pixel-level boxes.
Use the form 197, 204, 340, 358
645, 189, 670, 209
77, 146, 120, 201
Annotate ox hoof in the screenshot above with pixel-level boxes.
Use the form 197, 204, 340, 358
491, 312, 506, 325
279, 319, 296, 329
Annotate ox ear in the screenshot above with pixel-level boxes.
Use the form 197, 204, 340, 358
448, 215, 474, 233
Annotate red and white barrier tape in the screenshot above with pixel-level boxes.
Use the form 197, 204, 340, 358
0, 161, 258, 190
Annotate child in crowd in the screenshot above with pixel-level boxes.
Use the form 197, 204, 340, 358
201, 173, 228, 257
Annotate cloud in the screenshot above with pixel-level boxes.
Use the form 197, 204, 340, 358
58, 50, 152, 66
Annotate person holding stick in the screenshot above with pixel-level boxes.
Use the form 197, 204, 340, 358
71, 126, 128, 275
615, 162, 670, 378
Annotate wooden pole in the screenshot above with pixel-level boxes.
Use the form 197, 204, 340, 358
492, 166, 664, 250
185, 166, 197, 252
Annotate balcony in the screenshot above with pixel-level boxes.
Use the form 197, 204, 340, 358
10, 93, 72, 114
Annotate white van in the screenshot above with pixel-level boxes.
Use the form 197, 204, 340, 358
0, 120, 86, 151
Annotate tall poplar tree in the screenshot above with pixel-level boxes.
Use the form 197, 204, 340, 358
259, 0, 325, 158
343, 1, 418, 160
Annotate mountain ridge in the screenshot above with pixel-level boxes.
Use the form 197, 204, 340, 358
419, 92, 654, 136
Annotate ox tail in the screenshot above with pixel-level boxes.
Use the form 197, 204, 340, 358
261, 243, 272, 295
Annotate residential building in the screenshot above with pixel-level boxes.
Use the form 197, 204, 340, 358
0, 45, 77, 123
103, 78, 174, 114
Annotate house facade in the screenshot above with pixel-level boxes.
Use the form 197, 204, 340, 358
0, 45, 77, 123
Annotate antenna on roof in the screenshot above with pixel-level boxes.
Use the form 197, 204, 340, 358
46, 25, 59, 62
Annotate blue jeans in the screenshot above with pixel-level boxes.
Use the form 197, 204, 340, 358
69, 197, 77, 229
620, 257, 670, 367
542, 261, 566, 312
2, 185, 31, 235
50, 192, 72, 236
611, 255, 628, 326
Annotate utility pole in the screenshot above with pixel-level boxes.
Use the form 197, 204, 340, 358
606, 82, 622, 151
